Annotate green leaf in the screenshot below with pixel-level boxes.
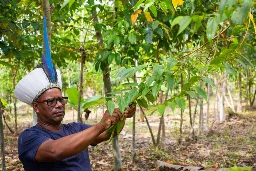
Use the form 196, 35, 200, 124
155, 28, 163, 37
0, 98, 8, 108
107, 100, 115, 115
153, 64, 165, 77
134, 0, 145, 11
66, 88, 79, 106
128, 88, 140, 103
157, 104, 166, 115
137, 98, 148, 108
88, 0, 94, 6
128, 32, 136, 44
108, 53, 115, 64
177, 16, 192, 35
218, 0, 236, 15
107, 125, 116, 143
194, 86, 207, 101
61, 0, 72, 9
145, 28, 153, 44
167, 101, 176, 112
69, 0, 75, 8
192, 15, 204, 33
145, 92, 155, 103
149, 5, 157, 17
117, 96, 126, 113
227, 167, 252, 171
167, 73, 175, 92
167, 58, 177, 69
171, 16, 183, 28
175, 97, 186, 110
0, 61, 13, 68
186, 91, 197, 98
115, 53, 121, 65
206, 17, 219, 41
231, 0, 253, 25
83, 95, 105, 109
144, 0, 154, 12
116, 120, 125, 134
203, 77, 216, 88
152, 21, 159, 30
159, 1, 168, 13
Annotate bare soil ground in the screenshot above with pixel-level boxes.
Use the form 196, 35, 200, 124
0, 107, 255, 171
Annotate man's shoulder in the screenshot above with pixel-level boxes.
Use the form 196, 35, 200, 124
19, 125, 44, 138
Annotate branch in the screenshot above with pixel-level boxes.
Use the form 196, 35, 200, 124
180, 24, 231, 59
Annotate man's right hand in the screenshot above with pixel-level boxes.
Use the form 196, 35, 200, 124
99, 108, 122, 130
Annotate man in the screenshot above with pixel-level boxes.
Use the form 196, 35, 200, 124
14, 67, 136, 171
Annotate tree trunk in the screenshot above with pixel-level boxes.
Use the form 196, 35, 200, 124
237, 73, 242, 112
214, 75, 219, 122
77, 48, 85, 123
188, 71, 195, 138
179, 74, 184, 142
206, 82, 210, 132
139, 106, 156, 146
91, 8, 122, 170
0, 100, 6, 171
198, 78, 203, 135
219, 73, 226, 123
132, 73, 137, 161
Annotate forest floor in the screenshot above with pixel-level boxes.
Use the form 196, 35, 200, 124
0, 106, 256, 171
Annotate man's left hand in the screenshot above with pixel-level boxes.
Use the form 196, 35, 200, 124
124, 103, 136, 119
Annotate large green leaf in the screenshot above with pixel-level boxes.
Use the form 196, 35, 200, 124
66, 88, 79, 106
194, 86, 207, 101
203, 77, 216, 88
157, 104, 166, 115
175, 97, 186, 110
116, 120, 125, 134
107, 100, 115, 115
134, 0, 145, 11
128, 32, 136, 44
206, 17, 219, 41
83, 95, 105, 110
137, 97, 148, 108
167, 101, 176, 112
177, 16, 192, 35
166, 73, 175, 92
231, 0, 253, 25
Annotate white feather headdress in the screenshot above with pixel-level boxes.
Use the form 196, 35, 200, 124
14, 68, 62, 105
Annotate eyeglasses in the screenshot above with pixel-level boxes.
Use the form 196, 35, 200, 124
36, 97, 68, 107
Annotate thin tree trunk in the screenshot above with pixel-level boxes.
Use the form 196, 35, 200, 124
139, 106, 156, 146
132, 72, 137, 161
0, 100, 6, 171
179, 74, 184, 143
214, 75, 219, 122
206, 83, 210, 132
219, 73, 226, 122
198, 78, 203, 135
237, 73, 242, 112
91, 8, 122, 170
188, 70, 195, 138
77, 48, 85, 122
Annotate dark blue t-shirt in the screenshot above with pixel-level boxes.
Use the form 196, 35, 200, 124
18, 122, 92, 171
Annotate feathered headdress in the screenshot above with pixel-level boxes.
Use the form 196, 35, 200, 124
42, 16, 57, 83
14, 17, 62, 104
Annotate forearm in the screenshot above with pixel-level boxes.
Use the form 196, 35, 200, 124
36, 122, 105, 162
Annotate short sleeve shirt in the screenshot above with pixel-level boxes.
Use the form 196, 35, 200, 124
18, 122, 92, 171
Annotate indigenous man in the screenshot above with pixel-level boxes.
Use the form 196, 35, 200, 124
14, 66, 136, 171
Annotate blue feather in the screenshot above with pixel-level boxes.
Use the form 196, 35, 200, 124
42, 16, 57, 83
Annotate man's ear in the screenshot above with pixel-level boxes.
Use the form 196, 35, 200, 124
32, 103, 39, 113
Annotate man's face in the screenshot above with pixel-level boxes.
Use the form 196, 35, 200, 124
33, 88, 66, 125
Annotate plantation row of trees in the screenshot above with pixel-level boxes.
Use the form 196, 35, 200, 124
0, 0, 255, 170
